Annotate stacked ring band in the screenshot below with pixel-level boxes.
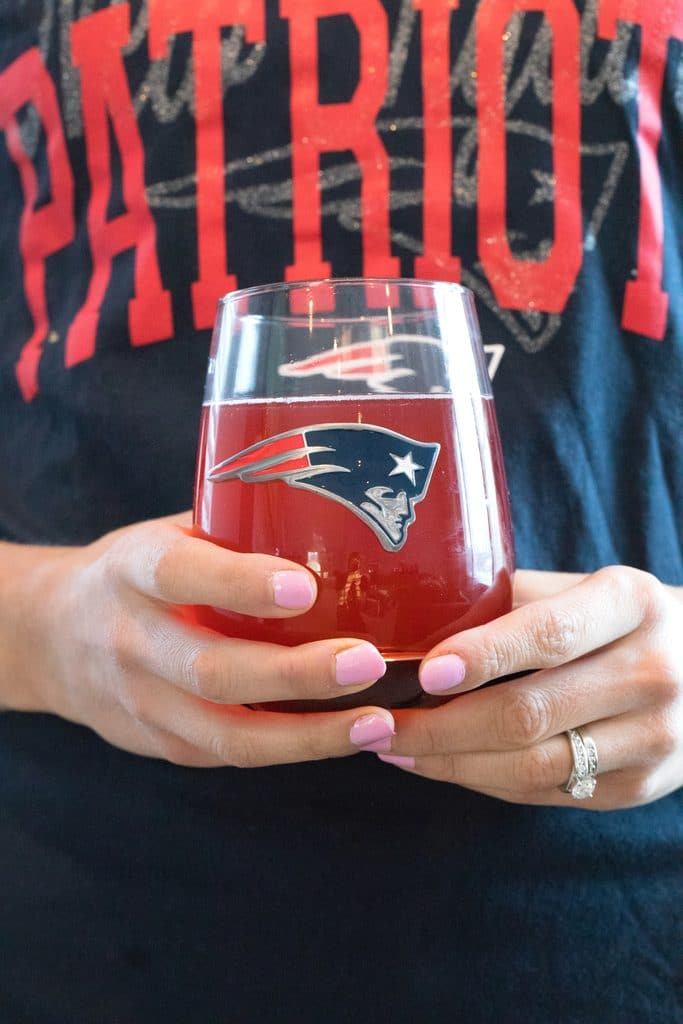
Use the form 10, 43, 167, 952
564, 728, 599, 800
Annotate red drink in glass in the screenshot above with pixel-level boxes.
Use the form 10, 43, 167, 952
193, 393, 514, 660
193, 278, 515, 707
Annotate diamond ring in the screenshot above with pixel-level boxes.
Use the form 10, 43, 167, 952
564, 728, 599, 800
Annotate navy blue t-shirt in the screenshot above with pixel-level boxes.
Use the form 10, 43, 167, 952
0, 3, 681, 1021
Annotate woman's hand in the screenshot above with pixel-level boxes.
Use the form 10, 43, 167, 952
0, 513, 392, 767
379, 568, 683, 809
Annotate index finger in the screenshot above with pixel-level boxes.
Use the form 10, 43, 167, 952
109, 518, 318, 617
418, 566, 650, 696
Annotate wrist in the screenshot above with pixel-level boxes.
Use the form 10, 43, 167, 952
0, 542, 73, 713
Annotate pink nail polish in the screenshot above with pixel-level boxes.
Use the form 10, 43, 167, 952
377, 753, 416, 769
272, 571, 315, 610
336, 644, 386, 687
420, 654, 466, 694
350, 711, 395, 752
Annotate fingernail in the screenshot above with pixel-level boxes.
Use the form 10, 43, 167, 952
272, 571, 315, 610
350, 711, 395, 753
420, 654, 466, 694
336, 644, 387, 687
377, 753, 415, 769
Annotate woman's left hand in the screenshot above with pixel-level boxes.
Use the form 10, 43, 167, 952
378, 567, 683, 809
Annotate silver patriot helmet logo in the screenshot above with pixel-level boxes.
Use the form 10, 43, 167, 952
208, 422, 440, 551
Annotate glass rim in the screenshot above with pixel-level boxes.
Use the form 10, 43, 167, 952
218, 276, 472, 307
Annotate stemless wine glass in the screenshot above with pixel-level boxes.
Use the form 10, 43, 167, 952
193, 279, 515, 708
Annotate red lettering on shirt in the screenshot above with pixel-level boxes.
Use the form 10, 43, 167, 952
149, 0, 266, 330
413, 0, 462, 284
0, 50, 75, 401
280, 0, 400, 311
599, 1, 682, 340
477, 0, 582, 313
5, 0, 682, 406
66, 5, 173, 369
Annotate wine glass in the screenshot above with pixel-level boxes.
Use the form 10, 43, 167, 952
193, 278, 514, 708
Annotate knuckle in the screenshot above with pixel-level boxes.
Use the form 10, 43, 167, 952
531, 607, 578, 662
647, 712, 680, 761
205, 727, 242, 767
298, 730, 334, 763
637, 572, 668, 621
276, 648, 312, 697
118, 681, 153, 725
413, 716, 442, 758
429, 756, 460, 784
155, 734, 193, 767
223, 747, 253, 770
102, 521, 187, 601
497, 688, 554, 748
279, 646, 338, 700
516, 744, 558, 791
107, 616, 139, 675
597, 565, 663, 620
241, 554, 277, 607
150, 532, 188, 601
99, 537, 129, 592
215, 731, 258, 769
201, 550, 274, 616
593, 563, 637, 592
476, 633, 518, 682
167, 636, 204, 693
192, 647, 233, 703
107, 523, 157, 583
647, 649, 681, 703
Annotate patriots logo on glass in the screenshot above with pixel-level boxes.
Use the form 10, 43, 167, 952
208, 423, 440, 551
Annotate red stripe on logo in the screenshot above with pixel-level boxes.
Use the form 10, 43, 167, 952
226, 432, 307, 474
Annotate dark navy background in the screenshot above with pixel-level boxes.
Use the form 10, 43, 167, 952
1, 714, 682, 1023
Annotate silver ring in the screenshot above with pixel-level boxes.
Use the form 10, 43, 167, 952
564, 728, 599, 800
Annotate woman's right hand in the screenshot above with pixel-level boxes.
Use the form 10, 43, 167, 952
0, 513, 392, 766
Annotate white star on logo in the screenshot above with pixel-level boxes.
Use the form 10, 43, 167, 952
388, 451, 423, 485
